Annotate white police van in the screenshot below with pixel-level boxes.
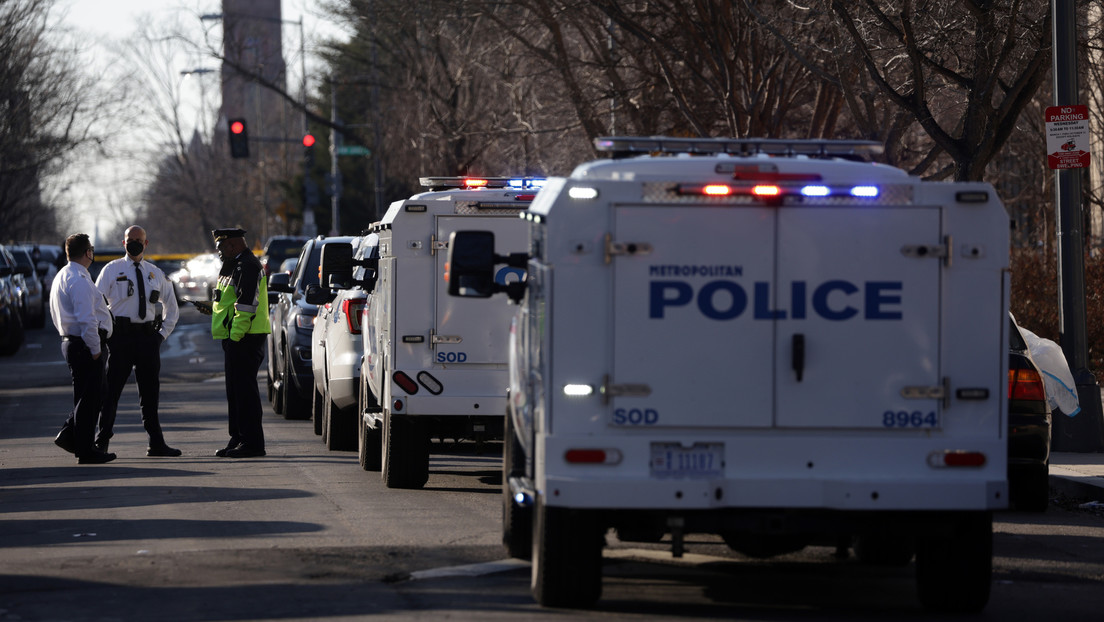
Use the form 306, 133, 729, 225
447, 137, 1010, 612
360, 177, 542, 489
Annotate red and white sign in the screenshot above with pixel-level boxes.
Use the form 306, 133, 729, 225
1045, 105, 1091, 170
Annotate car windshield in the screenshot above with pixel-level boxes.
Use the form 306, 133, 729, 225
299, 244, 323, 290
266, 239, 307, 261
10, 249, 34, 269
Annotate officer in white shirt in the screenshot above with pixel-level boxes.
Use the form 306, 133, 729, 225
51, 233, 116, 464
95, 225, 182, 457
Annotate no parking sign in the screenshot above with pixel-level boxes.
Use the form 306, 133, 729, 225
1046, 105, 1091, 169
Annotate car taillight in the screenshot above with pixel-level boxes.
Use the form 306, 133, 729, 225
1009, 368, 1047, 401
342, 297, 367, 334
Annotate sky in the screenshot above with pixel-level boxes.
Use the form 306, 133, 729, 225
52, 0, 346, 243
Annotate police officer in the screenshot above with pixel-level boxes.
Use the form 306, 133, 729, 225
51, 233, 116, 464
95, 225, 182, 457
210, 228, 271, 458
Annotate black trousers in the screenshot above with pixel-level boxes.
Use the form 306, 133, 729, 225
223, 333, 266, 450
60, 337, 106, 455
99, 329, 166, 447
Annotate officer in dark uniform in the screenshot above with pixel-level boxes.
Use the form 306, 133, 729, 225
95, 225, 182, 456
210, 228, 271, 458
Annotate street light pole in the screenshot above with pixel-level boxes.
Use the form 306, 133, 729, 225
180, 68, 216, 137
1051, 0, 1104, 452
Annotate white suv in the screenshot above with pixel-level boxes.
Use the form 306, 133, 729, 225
307, 234, 378, 451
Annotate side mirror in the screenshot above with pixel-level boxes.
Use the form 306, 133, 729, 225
304, 284, 334, 305
446, 231, 497, 298
321, 242, 354, 290
268, 271, 292, 293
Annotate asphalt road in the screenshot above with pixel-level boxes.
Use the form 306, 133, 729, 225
1, 307, 1103, 621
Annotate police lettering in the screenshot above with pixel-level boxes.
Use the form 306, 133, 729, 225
436, 351, 468, 363
613, 408, 659, 425
649, 279, 903, 321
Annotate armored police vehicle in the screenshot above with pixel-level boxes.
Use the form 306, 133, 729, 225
447, 137, 1011, 612
354, 177, 542, 489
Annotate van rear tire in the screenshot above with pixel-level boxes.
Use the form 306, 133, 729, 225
381, 412, 428, 489
531, 498, 603, 608
502, 412, 532, 560
358, 411, 382, 471
915, 512, 992, 613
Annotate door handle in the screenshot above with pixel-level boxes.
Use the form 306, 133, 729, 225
792, 333, 805, 382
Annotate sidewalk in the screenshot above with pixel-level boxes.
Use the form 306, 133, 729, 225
1049, 451, 1104, 502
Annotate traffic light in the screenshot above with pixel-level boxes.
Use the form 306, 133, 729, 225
228, 118, 249, 158
303, 133, 316, 167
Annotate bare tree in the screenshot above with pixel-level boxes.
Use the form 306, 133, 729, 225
0, 0, 107, 241
827, 0, 1051, 181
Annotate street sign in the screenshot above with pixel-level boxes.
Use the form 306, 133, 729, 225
1045, 105, 1090, 170
337, 145, 371, 157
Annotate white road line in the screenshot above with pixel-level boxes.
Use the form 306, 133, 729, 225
407, 558, 529, 581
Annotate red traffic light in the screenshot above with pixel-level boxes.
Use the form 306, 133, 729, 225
302, 133, 316, 147
230, 120, 246, 135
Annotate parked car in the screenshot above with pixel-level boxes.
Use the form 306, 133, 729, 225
267, 236, 357, 420
0, 246, 25, 355
169, 253, 221, 302
1008, 315, 1053, 512
307, 234, 378, 450
7, 246, 46, 328
15, 242, 62, 298
260, 235, 309, 277
278, 257, 298, 274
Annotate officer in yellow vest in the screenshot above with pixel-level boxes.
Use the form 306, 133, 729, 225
210, 228, 271, 458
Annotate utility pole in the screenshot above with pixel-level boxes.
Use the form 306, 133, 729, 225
1052, 0, 1104, 452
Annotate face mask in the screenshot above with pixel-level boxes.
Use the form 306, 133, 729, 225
126, 240, 145, 256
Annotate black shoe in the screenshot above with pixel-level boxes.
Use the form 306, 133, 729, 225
54, 428, 76, 454
223, 446, 266, 458
147, 445, 182, 457
95, 439, 110, 452
77, 450, 117, 464
214, 440, 242, 457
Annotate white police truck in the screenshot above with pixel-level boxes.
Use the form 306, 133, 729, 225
359, 177, 542, 489
447, 137, 1011, 612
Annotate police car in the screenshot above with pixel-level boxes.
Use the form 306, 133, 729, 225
447, 136, 1010, 612
322, 177, 543, 487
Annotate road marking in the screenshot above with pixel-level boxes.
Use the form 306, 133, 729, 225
407, 558, 529, 581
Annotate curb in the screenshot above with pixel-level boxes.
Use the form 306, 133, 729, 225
1048, 465, 1104, 503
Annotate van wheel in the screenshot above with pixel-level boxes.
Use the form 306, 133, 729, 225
358, 412, 382, 471
502, 412, 532, 560
915, 512, 992, 613
531, 497, 603, 608
381, 412, 429, 489
325, 398, 356, 451
282, 352, 310, 420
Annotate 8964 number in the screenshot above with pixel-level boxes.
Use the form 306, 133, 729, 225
883, 410, 938, 428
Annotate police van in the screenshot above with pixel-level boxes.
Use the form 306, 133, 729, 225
351, 177, 542, 489
447, 137, 1010, 612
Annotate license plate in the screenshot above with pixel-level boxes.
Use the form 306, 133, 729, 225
650, 443, 724, 479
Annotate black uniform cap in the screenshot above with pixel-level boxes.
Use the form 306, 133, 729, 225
212, 228, 246, 243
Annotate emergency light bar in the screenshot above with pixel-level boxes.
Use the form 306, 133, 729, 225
677, 183, 882, 199
595, 136, 884, 159
420, 176, 546, 191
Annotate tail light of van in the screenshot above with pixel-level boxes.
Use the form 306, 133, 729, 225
1008, 366, 1047, 401
342, 297, 367, 334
